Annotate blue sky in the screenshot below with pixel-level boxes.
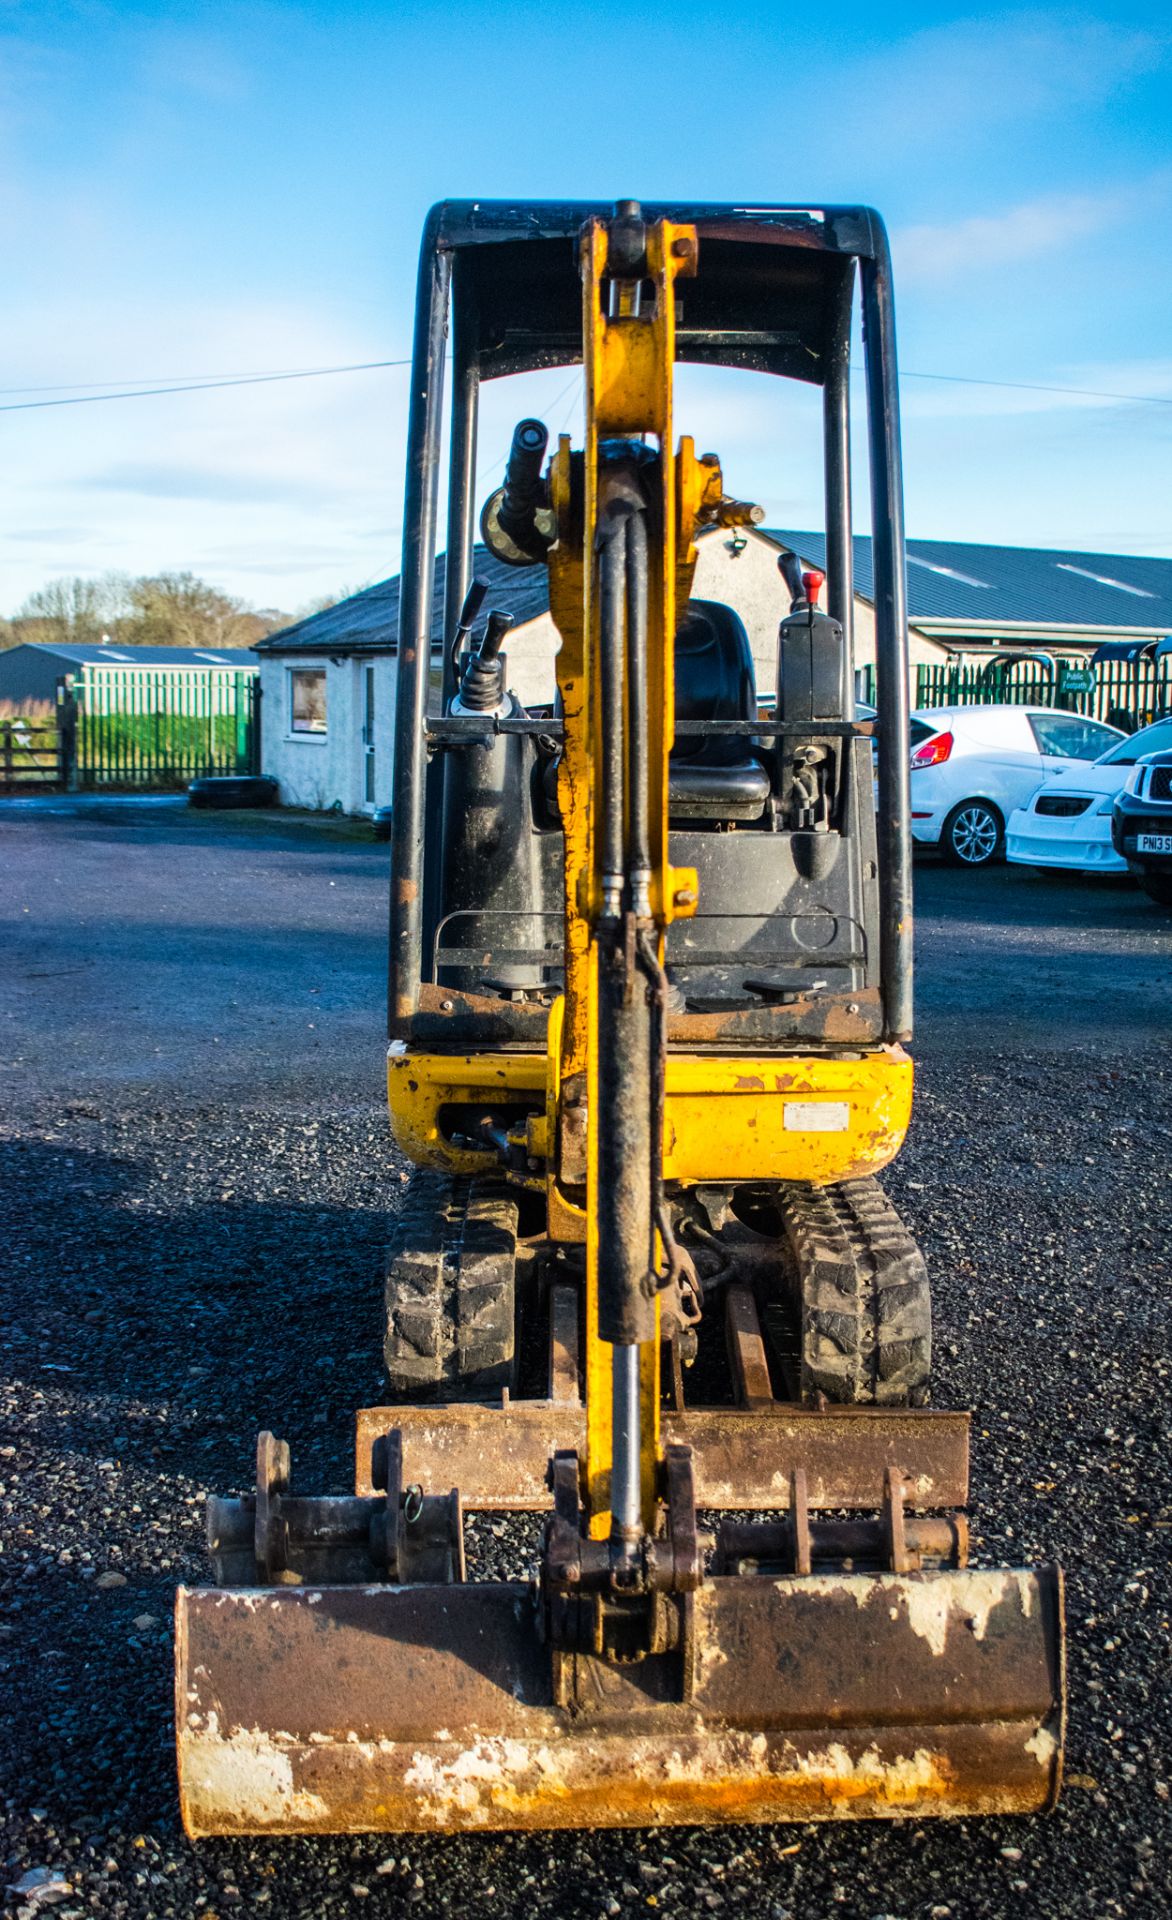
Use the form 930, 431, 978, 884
1, 1, 1170, 611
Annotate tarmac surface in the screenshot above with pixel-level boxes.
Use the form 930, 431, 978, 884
1, 799, 1171, 1919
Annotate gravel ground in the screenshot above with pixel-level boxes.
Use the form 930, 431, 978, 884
2, 802, 1171, 1919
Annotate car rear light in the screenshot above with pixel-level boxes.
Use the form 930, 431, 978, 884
1035, 794, 1093, 818
910, 730, 953, 769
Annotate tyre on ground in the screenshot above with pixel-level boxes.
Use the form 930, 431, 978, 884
188, 774, 278, 809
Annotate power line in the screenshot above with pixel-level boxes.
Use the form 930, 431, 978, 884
1, 351, 1170, 419
0, 358, 412, 414
464, 362, 576, 491
0, 363, 346, 397
890, 367, 1172, 408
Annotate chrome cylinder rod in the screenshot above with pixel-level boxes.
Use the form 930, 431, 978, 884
610, 1344, 642, 1544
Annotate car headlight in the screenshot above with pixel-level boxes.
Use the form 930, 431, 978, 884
1122, 763, 1144, 797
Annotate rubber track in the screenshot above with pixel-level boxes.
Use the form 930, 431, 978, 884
384, 1170, 518, 1399
779, 1178, 931, 1406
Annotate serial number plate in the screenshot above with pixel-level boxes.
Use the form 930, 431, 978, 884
1138, 833, 1172, 854
783, 1101, 850, 1132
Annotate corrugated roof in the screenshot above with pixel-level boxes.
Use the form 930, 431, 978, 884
767, 531, 1172, 630
260, 529, 1172, 656
15, 642, 258, 667
258, 546, 551, 655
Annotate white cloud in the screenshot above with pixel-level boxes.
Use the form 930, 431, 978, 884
835, 10, 1166, 156
895, 161, 1172, 283
0, 291, 410, 611
896, 189, 1124, 283
902, 395, 1172, 555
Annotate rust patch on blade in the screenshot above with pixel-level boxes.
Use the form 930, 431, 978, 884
177, 1720, 1058, 1835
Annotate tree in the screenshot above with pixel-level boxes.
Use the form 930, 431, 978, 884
4, 570, 294, 651
122, 572, 252, 649
14, 573, 129, 647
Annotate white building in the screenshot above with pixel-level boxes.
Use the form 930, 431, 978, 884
254, 549, 551, 817
257, 529, 943, 817
257, 528, 1172, 815
254, 642, 396, 816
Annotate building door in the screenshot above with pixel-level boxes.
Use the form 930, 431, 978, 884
362, 665, 376, 805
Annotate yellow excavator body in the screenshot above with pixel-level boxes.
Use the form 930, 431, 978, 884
176, 198, 1064, 1837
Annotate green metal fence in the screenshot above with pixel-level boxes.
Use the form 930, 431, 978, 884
914, 657, 1172, 730
71, 667, 259, 789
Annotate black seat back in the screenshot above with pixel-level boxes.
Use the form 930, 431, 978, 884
538, 598, 769, 826
672, 599, 757, 767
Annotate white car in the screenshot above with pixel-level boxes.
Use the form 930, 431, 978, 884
1006, 715, 1172, 874
907, 705, 1125, 867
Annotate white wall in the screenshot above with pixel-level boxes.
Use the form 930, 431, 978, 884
259, 653, 398, 814
498, 614, 562, 709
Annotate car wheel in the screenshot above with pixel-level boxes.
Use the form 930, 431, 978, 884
1141, 870, 1172, 907
940, 799, 1003, 868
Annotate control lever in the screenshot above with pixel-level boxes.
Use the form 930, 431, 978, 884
778, 550, 806, 608
476, 609, 513, 665
499, 420, 548, 539
456, 610, 515, 714
779, 551, 826, 613
450, 579, 489, 679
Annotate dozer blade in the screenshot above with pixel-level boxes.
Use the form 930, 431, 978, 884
353, 1402, 972, 1511
176, 1565, 1064, 1836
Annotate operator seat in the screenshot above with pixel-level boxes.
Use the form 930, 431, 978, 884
537, 598, 770, 827
667, 599, 770, 822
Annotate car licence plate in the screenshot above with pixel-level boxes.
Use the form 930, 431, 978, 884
1138, 833, 1172, 855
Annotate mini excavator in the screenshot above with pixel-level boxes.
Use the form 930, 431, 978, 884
177, 200, 1065, 1835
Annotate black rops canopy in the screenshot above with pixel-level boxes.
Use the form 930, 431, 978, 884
432, 201, 881, 384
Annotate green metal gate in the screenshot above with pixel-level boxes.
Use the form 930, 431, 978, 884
70, 666, 260, 789
915, 657, 1172, 729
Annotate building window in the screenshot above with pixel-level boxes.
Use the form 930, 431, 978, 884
289, 668, 327, 735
